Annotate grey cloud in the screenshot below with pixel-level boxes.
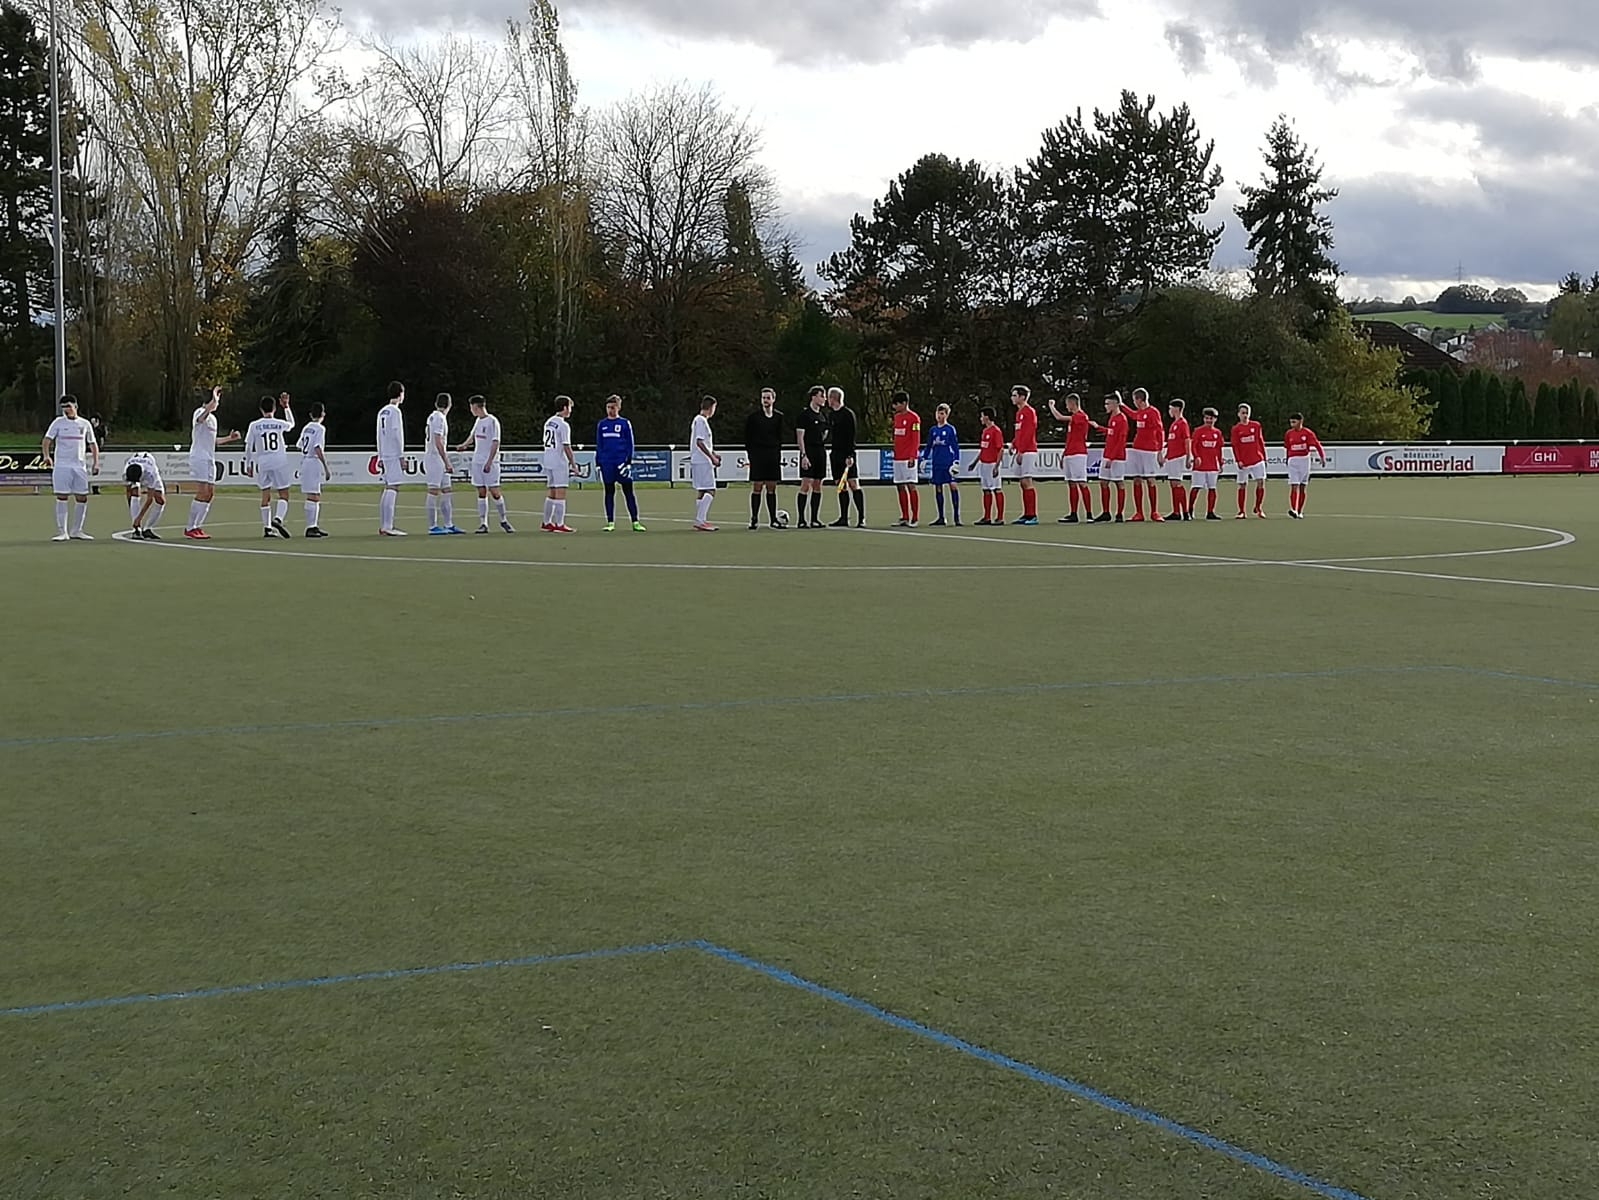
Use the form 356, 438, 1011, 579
353, 0, 1099, 63
1401, 86, 1599, 165
1164, 20, 1207, 73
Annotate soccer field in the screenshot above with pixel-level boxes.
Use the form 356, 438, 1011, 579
4, 476, 1597, 1199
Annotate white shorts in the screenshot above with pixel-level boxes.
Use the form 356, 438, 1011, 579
1191, 470, 1219, 491
256, 463, 293, 492
978, 461, 1001, 490
1063, 454, 1089, 483
1127, 448, 1160, 477
1287, 457, 1312, 485
299, 459, 326, 495
52, 463, 89, 495
893, 459, 919, 485
472, 461, 501, 490
1165, 459, 1189, 482
425, 457, 452, 490
1014, 451, 1038, 479
189, 454, 215, 485
690, 461, 717, 492
1237, 461, 1267, 483
379, 457, 405, 487
544, 459, 571, 489
1100, 458, 1126, 482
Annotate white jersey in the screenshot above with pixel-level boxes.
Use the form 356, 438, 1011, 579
471, 415, 502, 467
692, 414, 715, 459
541, 415, 571, 467
377, 403, 405, 460
127, 450, 158, 479
425, 410, 449, 464
46, 415, 95, 465
245, 411, 296, 469
297, 422, 326, 458
191, 408, 218, 457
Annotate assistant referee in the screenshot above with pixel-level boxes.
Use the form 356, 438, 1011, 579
744, 387, 786, 529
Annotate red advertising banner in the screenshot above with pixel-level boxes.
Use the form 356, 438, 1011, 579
1503, 445, 1599, 474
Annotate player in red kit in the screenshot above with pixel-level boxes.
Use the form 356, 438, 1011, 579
890, 391, 923, 526
975, 406, 1006, 525
1284, 413, 1328, 518
1010, 385, 1040, 525
1163, 399, 1192, 521
1125, 388, 1165, 522
1091, 392, 1130, 523
1231, 403, 1269, 519
1188, 407, 1225, 520
1047, 393, 1094, 523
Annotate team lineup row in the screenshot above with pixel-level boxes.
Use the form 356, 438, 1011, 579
36, 384, 1331, 541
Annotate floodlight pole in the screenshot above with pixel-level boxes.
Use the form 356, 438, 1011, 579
48, 0, 67, 406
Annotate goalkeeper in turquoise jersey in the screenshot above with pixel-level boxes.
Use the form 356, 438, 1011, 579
595, 394, 645, 531
923, 403, 962, 526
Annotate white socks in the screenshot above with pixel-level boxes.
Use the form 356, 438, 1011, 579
426, 494, 437, 526
261, 505, 273, 529
695, 495, 713, 524
129, 496, 141, 524
542, 499, 554, 526
305, 501, 320, 528
71, 501, 87, 534
552, 500, 566, 527
495, 497, 508, 521
56, 500, 68, 533
187, 500, 210, 531
274, 499, 288, 522
480, 497, 491, 526
380, 489, 396, 530
440, 494, 453, 527
146, 503, 164, 531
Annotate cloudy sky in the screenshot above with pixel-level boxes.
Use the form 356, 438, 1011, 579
363, 0, 1599, 301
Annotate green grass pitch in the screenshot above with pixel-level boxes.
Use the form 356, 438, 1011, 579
3, 476, 1598, 1199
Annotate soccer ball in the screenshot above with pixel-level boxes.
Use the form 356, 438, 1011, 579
775, 510, 791, 527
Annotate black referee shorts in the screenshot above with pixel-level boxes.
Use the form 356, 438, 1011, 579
748, 452, 782, 483
830, 450, 856, 483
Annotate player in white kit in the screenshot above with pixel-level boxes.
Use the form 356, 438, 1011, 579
185, 385, 240, 539
376, 381, 407, 536
541, 395, 577, 533
458, 395, 514, 533
297, 403, 331, 537
42, 395, 100, 541
244, 393, 297, 538
424, 393, 463, 535
124, 450, 167, 539
691, 395, 720, 531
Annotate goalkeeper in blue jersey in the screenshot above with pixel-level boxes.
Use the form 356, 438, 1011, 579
595, 395, 645, 532
923, 403, 963, 526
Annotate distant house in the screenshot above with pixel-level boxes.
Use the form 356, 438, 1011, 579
1354, 319, 1463, 374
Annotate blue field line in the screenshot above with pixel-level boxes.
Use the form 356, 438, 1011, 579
0, 941, 692, 1018
0, 665, 1442, 751
694, 940, 1372, 1200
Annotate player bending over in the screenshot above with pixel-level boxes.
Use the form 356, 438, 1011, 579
541, 395, 576, 533
923, 403, 962, 525
376, 382, 407, 536
297, 403, 331, 538
597, 394, 645, 532
1048, 393, 1094, 524
1163, 400, 1192, 521
43, 395, 99, 541
1092, 392, 1130, 523
1188, 408, 1225, 520
124, 450, 166, 539
1231, 403, 1268, 519
185, 385, 238, 539
1284, 413, 1328, 518
974, 407, 1005, 525
246, 392, 296, 539
891, 391, 923, 526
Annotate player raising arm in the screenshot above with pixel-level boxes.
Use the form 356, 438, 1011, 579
1188, 408, 1225, 520
297, 403, 331, 538
42, 395, 99, 541
597, 395, 645, 532
691, 395, 720, 531
1163, 400, 1192, 521
1231, 403, 1268, 519
542, 395, 577, 533
1047, 393, 1094, 524
1284, 413, 1328, 518
924, 403, 961, 526
185, 385, 238, 539
245, 393, 296, 539
974, 406, 1005, 526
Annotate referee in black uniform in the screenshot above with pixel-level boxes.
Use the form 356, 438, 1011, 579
826, 386, 864, 527
794, 385, 830, 528
744, 387, 786, 529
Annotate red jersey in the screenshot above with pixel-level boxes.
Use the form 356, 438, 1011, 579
1012, 404, 1038, 454
1165, 417, 1191, 460
1101, 410, 1129, 461
1064, 410, 1091, 457
892, 409, 922, 461
1284, 427, 1325, 459
978, 424, 1005, 464
1231, 420, 1266, 467
1130, 406, 1164, 452
1191, 425, 1225, 472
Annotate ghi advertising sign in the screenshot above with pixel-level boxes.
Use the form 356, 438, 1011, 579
1336, 445, 1505, 475
1503, 445, 1599, 474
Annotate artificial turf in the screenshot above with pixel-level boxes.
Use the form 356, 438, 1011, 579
3, 476, 1597, 1199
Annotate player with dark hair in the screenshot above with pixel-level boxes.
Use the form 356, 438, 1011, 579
974, 406, 1005, 525
597, 395, 645, 532
461, 395, 514, 533
247, 392, 296, 539
1092, 392, 1130, 523
1010, 385, 1039, 525
1126, 388, 1165, 522
1284, 413, 1328, 518
1048, 393, 1094, 523
794, 385, 829, 528
691, 395, 720, 531
123, 450, 165, 539
184, 385, 239, 539
1232, 403, 1268, 519
297, 402, 332, 537
542, 395, 576, 533
376, 381, 406, 536
425, 392, 458, 535
1163, 399, 1191, 521
744, 387, 786, 529
890, 391, 922, 526
1189, 407, 1226, 520
827, 386, 864, 527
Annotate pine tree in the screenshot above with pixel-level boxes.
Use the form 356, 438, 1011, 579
0, 2, 54, 411
1558, 380, 1583, 438
1532, 382, 1560, 438
1506, 379, 1532, 439
1483, 374, 1508, 439
1584, 388, 1599, 439
1235, 116, 1339, 333
1430, 370, 1461, 438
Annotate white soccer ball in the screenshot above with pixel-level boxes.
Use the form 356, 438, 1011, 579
776, 510, 791, 527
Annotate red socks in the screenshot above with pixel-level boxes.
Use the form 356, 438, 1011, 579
910, 489, 920, 522
1170, 483, 1184, 515
1255, 483, 1266, 514
996, 492, 1006, 521
898, 487, 910, 522
1022, 487, 1036, 519
1100, 482, 1111, 511
982, 492, 993, 521
1116, 485, 1127, 518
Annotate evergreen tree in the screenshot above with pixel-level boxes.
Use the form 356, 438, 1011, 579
1584, 388, 1599, 439
1532, 382, 1560, 438
1482, 374, 1508, 440
1506, 379, 1532, 439
1430, 370, 1460, 438
1459, 369, 1488, 438
1235, 116, 1339, 333
1558, 380, 1583, 438
0, 2, 53, 411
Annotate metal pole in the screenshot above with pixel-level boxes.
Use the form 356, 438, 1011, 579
48, 0, 67, 406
